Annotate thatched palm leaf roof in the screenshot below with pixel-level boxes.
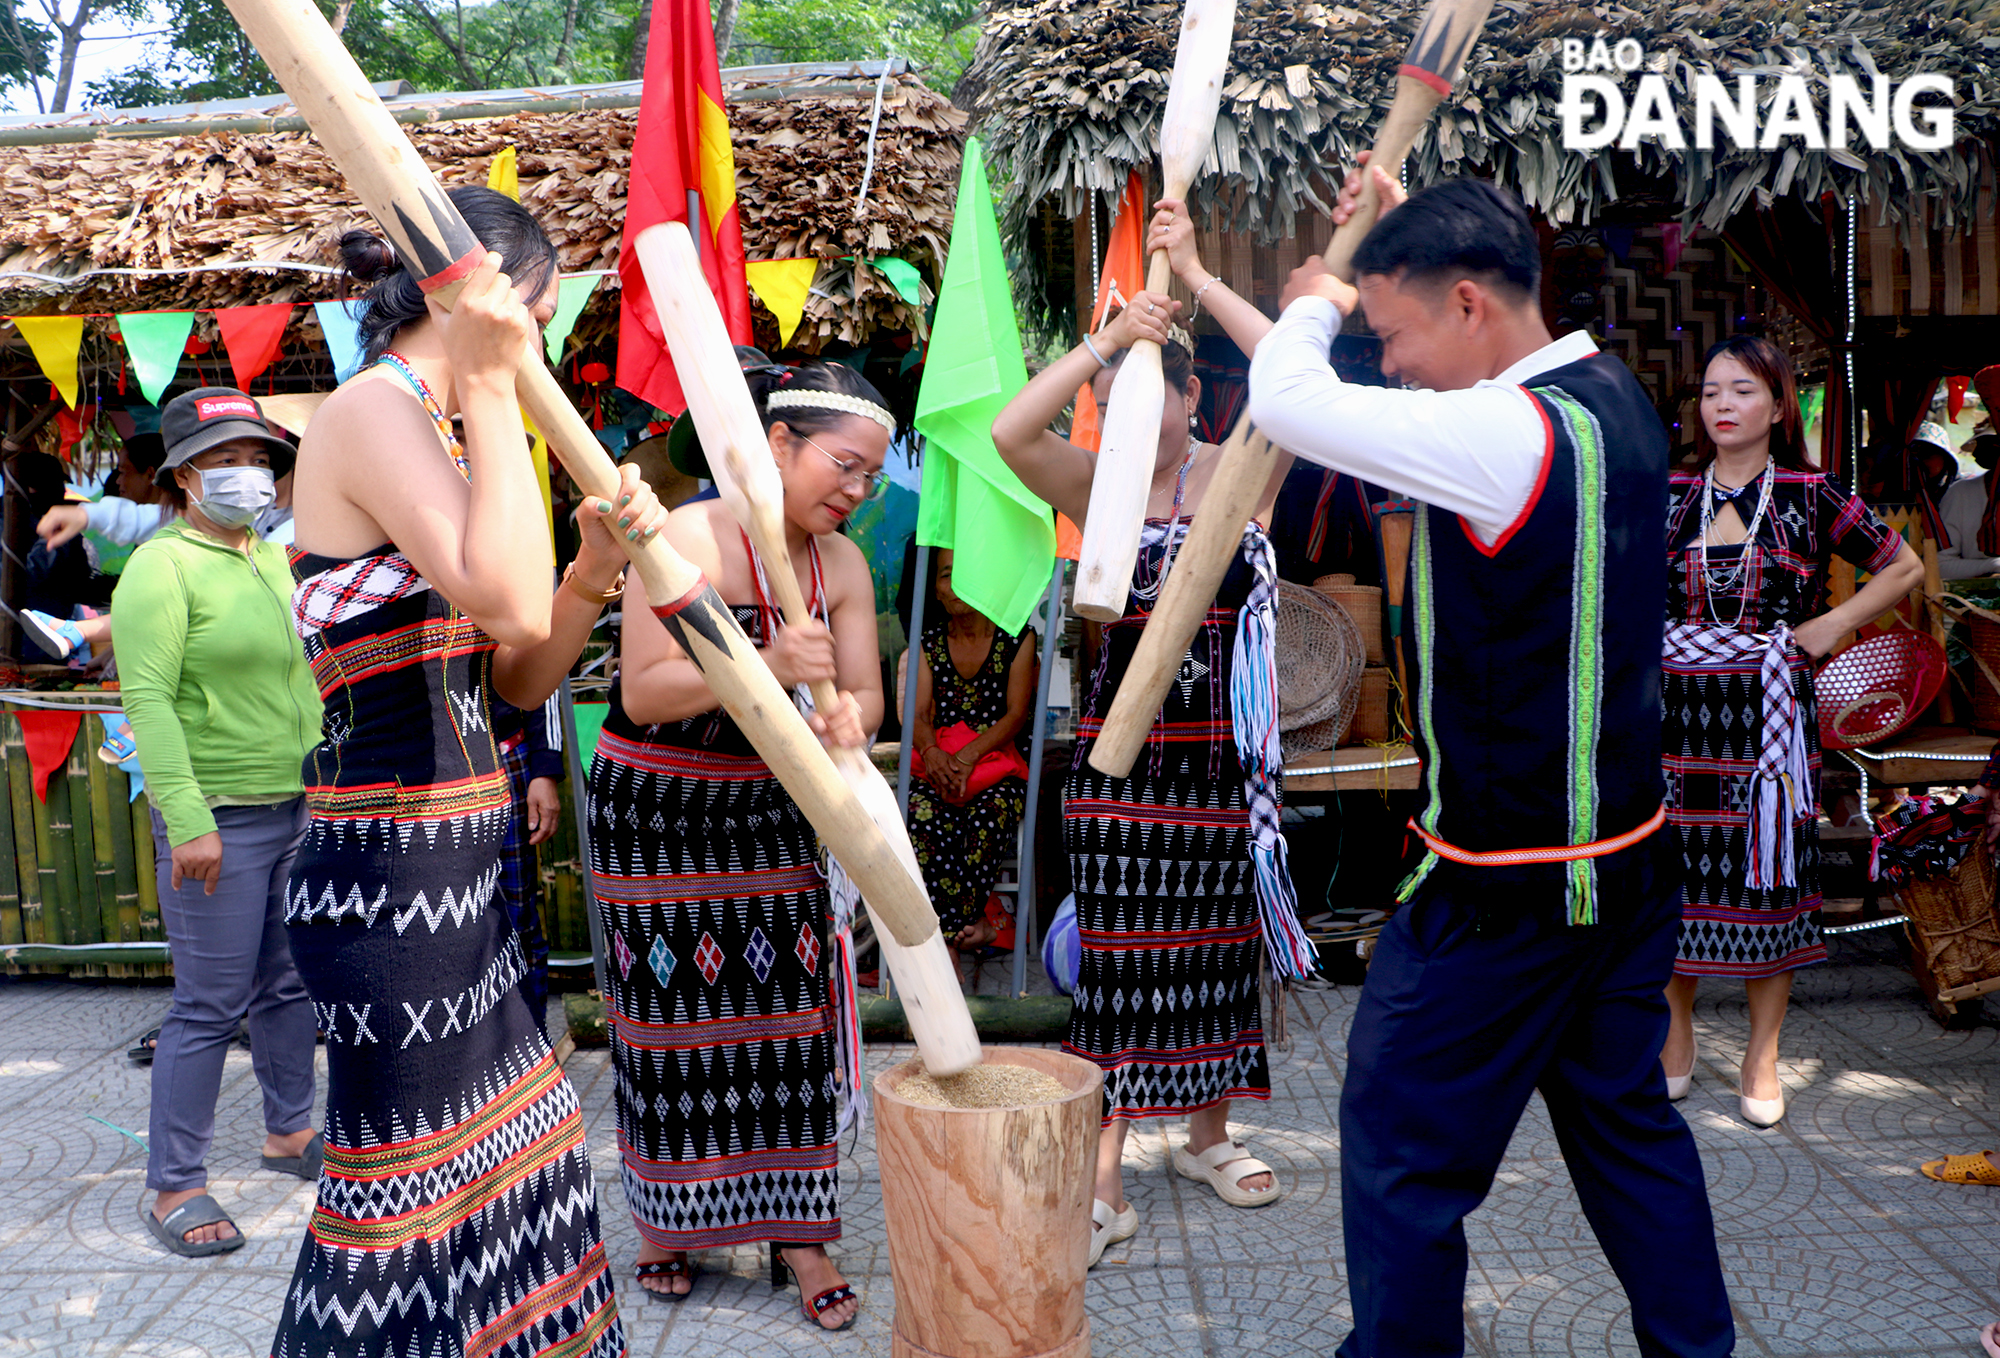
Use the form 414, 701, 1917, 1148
0, 75, 966, 355
969, 0, 2000, 327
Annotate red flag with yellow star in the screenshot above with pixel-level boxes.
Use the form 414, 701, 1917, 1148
617, 0, 751, 414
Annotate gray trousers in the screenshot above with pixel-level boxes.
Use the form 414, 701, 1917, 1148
147, 798, 316, 1193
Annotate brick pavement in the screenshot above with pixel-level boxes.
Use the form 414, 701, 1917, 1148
0, 928, 1994, 1356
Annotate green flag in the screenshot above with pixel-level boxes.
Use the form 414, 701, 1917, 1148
119, 311, 194, 405
543, 275, 600, 365
913, 138, 1053, 634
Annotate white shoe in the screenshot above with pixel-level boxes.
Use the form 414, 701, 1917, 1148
1740, 1089, 1786, 1128
1087, 1197, 1137, 1269
1664, 1041, 1697, 1103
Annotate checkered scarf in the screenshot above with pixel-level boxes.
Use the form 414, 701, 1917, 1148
1662, 620, 1812, 889
1142, 519, 1317, 981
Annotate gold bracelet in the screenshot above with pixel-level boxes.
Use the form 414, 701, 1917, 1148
562, 560, 625, 607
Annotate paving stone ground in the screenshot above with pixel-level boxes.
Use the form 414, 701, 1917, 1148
1, 927, 1996, 1356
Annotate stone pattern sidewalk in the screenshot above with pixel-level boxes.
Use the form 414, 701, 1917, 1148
0, 928, 1995, 1356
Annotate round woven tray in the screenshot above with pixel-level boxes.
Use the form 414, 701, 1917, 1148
1276, 580, 1364, 762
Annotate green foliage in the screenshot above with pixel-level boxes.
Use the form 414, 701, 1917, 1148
725, 0, 980, 93
0, 0, 53, 89
73, 0, 976, 108
84, 0, 639, 106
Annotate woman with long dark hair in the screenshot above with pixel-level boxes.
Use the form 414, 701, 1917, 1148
585, 360, 881, 1330
1660, 334, 1920, 1127
274, 185, 666, 1357
993, 266, 1297, 1268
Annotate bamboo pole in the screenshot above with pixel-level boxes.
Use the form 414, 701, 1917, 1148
87, 718, 120, 924
65, 725, 102, 962
132, 791, 165, 979
43, 738, 81, 947
107, 753, 140, 943
0, 718, 19, 947
4, 718, 44, 954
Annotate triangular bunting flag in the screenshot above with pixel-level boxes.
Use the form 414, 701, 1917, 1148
520, 405, 554, 529
542, 275, 599, 365
871, 257, 925, 307
119, 311, 195, 405
11, 316, 85, 408
15, 710, 81, 802
487, 145, 520, 201
216, 304, 292, 391
744, 259, 819, 347
313, 300, 368, 382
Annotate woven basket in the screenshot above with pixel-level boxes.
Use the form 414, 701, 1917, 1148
1815, 630, 1947, 750
1341, 667, 1395, 747
1277, 581, 1364, 762
1313, 575, 1385, 667
1896, 843, 2000, 996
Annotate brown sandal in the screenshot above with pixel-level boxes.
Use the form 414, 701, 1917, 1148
1920, 1152, 2000, 1185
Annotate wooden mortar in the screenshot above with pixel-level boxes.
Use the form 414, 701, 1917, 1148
874, 1047, 1102, 1358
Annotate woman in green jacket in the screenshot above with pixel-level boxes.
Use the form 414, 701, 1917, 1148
113, 387, 325, 1258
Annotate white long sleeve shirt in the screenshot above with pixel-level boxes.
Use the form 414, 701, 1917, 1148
1938, 471, 2000, 580
1248, 296, 1598, 545
83, 496, 169, 547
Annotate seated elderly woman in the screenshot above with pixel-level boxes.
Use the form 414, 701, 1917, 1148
907, 548, 1039, 949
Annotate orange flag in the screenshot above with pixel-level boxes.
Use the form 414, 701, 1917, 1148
1062, 171, 1151, 558
616, 0, 752, 414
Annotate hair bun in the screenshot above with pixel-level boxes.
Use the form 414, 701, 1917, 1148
337, 230, 399, 284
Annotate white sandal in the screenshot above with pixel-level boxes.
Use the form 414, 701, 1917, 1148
1087, 1197, 1137, 1268
1173, 1139, 1281, 1207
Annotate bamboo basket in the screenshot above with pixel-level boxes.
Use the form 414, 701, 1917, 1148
1342, 668, 1396, 747
1313, 575, 1385, 667
1895, 842, 2000, 1025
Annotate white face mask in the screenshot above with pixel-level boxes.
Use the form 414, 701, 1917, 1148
189, 465, 276, 529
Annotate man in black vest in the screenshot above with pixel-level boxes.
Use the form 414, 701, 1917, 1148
1248, 167, 1734, 1357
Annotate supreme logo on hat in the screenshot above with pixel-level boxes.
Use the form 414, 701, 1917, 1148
195, 396, 260, 422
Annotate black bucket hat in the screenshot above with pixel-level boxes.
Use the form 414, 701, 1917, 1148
666, 345, 778, 480
155, 387, 296, 488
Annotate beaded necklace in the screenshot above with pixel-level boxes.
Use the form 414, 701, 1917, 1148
377, 350, 470, 481
1132, 443, 1201, 603
1697, 457, 1775, 628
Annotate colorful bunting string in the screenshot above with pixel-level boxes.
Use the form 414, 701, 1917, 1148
312, 300, 368, 383
543, 275, 599, 365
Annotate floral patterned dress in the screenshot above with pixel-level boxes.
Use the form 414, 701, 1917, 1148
908, 622, 1032, 937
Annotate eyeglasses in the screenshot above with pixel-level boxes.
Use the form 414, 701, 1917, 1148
798, 431, 889, 502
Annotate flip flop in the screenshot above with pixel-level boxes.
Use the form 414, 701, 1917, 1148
634, 1257, 699, 1304
261, 1131, 324, 1181
1920, 1151, 2000, 1185
140, 1195, 245, 1258
1173, 1139, 1283, 1208
127, 1026, 161, 1065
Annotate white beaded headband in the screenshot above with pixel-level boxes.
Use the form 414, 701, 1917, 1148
766, 389, 896, 437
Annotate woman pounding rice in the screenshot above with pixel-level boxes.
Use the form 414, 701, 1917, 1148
275, 186, 666, 1357
585, 360, 884, 1330
993, 200, 1302, 1268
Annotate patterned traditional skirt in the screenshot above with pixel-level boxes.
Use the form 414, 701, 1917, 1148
1063, 766, 1269, 1123
275, 807, 621, 1358
1662, 655, 1827, 978
586, 731, 840, 1250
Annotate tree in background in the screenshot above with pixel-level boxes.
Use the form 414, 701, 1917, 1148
0, 0, 982, 110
